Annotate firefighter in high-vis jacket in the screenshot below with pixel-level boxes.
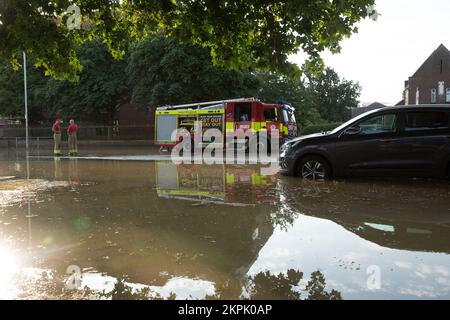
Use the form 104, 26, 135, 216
67, 119, 78, 156
52, 119, 62, 157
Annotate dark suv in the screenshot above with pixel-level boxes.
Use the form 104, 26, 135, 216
280, 105, 450, 179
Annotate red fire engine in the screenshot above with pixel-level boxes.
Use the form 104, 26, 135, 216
155, 98, 298, 152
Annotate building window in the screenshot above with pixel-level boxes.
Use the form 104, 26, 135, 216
415, 88, 420, 105
439, 81, 445, 95
431, 89, 437, 103
447, 88, 450, 103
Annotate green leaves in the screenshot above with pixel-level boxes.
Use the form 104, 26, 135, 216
303, 67, 361, 123
0, 36, 360, 128
0, 0, 376, 79
126, 36, 257, 108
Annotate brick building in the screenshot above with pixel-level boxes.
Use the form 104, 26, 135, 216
113, 103, 154, 139
401, 44, 450, 105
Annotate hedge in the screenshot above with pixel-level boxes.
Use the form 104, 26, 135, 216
301, 123, 343, 135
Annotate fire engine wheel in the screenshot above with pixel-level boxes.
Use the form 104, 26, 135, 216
296, 156, 331, 180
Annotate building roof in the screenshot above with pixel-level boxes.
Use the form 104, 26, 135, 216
351, 102, 387, 118
412, 44, 450, 78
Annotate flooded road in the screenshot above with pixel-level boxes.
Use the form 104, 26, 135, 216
0, 152, 450, 299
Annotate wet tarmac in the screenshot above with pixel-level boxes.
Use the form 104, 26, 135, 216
0, 149, 449, 300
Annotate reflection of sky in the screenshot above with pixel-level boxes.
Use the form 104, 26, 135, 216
81, 272, 216, 300
0, 257, 216, 300
247, 214, 450, 300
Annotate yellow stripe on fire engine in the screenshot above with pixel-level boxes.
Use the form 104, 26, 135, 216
225, 121, 288, 133
251, 173, 268, 186
157, 189, 226, 197
156, 109, 224, 116
226, 173, 235, 185
226, 122, 234, 132
251, 122, 261, 132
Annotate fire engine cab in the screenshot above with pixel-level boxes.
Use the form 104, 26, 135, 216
155, 98, 298, 152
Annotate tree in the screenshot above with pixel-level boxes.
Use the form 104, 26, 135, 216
254, 73, 324, 129
44, 41, 128, 122
0, 58, 48, 124
304, 67, 361, 123
0, 0, 376, 79
126, 36, 258, 108
0, 36, 361, 126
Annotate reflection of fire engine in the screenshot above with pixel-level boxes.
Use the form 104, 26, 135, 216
155, 162, 277, 205
155, 98, 297, 150
225, 167, 276, 204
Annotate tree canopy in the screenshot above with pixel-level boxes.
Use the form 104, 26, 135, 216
0, 41, 128, 123
0, 58, 48, 123
303, 67, 361, 123
0, 36, 361, 127
45, 41, 128, 122
126, 36, 257, 107
0, 0, 375, 79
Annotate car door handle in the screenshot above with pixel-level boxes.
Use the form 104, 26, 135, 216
381, 139, 395, 143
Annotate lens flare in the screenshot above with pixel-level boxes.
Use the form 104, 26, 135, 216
0, 245, 19, 299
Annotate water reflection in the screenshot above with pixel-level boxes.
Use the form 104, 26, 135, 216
155, 162, 277, 205
277, 179, 450, 253
0, 157, 449, 299
242, 269, 341, 300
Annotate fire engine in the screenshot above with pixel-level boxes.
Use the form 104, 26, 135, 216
155, 98, 298, 152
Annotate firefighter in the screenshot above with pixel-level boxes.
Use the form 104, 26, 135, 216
52, 118, 62, 157
67, 119, 78, 156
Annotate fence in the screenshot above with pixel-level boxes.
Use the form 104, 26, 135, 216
0, 125, 154, 141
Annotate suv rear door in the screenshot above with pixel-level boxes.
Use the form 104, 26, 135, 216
394, 109, 450, 176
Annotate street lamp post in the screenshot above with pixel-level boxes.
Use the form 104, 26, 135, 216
23, 51, 33, 253
23, 51, 29, 179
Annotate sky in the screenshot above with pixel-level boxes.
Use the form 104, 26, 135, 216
290, 0, 450, 106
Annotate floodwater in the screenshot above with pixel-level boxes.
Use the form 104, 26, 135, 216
0, 149, 450, 300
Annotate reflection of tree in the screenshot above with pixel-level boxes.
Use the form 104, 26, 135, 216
13, 270, 94, 300
305, 271, 342, 300
246, 269, 303, 300
94, 270, 341, 301
100, 278, 176, 300
245, 269, 342, 301
269, 207, 298, 231
13, 269, 341, 300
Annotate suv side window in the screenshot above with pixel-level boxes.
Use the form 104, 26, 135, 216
404, 111, 449, 131
358, 113, 397, 135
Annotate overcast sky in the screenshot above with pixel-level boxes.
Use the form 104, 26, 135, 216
290, 0, 450, 106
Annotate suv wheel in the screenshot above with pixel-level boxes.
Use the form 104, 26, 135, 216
297, 156, 331, 180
